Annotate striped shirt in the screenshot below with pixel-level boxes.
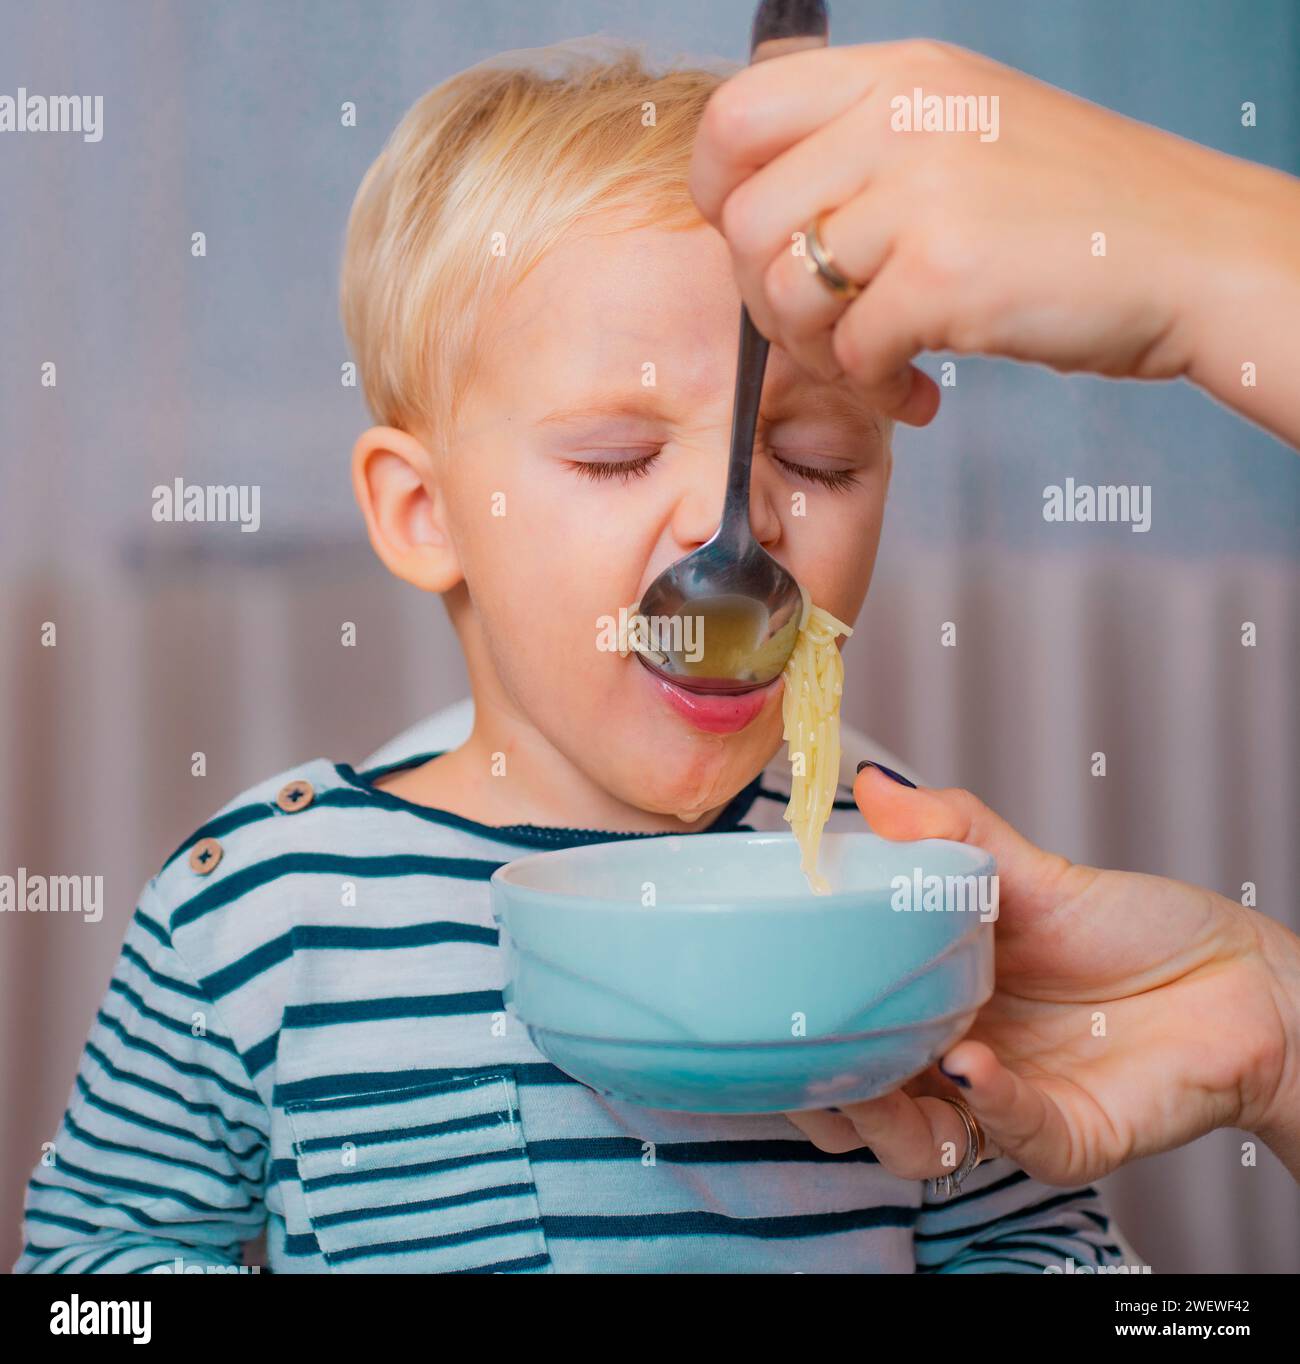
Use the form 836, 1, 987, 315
16, 747, 1124, 1274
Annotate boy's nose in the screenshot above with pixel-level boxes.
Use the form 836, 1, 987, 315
668, 450, 782, 551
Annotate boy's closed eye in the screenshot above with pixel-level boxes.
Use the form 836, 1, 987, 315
565, 446, 864, 491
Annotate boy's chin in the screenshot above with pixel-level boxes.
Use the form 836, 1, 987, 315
605, 730, 774, 827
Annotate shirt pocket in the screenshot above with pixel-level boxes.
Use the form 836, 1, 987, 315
285, 1072, 550, 1274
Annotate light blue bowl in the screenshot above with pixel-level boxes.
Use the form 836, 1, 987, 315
490, 831, 995, 1113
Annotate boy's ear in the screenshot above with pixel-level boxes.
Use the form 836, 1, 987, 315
351, 426, 463, 593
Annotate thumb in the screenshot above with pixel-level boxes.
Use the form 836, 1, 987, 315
939, 1038, 1090, 1185
853, 761, 1073, 912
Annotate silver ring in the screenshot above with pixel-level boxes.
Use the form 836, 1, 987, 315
804, 210, 862, 301
927, 1097, 984, 1199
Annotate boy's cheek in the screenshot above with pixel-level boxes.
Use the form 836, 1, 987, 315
785, 499, 885, 604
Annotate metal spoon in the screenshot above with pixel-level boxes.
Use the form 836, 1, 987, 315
634, 0, 830, 696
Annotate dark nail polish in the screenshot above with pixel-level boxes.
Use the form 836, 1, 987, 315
940, 1062, 971, 1090
855, 759, 917, 789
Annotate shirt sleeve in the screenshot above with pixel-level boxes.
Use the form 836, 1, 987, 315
913, 1155, 1127, 1274
12, 880, 269, 1274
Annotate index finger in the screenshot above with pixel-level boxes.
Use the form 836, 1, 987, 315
688, 42, 905, 225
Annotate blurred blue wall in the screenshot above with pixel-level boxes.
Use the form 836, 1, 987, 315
1, 0, 1296, 569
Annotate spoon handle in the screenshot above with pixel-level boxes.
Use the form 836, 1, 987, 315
717, 1, 830, 550
750, 0, 829, 62
718, 311, 770, 550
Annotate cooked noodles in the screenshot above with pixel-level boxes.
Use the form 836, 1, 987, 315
781, 585, 853, 895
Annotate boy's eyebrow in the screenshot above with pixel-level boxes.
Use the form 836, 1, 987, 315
536, 395, 665, 428
535, 383, 883, 436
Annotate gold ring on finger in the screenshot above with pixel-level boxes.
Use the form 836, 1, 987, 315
804, 209, 863, 301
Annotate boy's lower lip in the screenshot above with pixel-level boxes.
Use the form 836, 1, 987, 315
639, 664, 781, 733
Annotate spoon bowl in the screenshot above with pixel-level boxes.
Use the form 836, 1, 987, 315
636, 536, 804, 694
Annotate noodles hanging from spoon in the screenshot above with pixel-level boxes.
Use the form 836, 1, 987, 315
781, 585, 853, 895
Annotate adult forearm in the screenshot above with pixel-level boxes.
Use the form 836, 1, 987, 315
1251, 913, 1300, 1180
1184, 156, 1300, 451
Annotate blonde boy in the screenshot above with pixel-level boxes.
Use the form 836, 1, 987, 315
16, 42, 1124, 1273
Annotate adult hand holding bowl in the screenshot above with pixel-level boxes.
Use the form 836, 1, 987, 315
785, 764, 1300, 1186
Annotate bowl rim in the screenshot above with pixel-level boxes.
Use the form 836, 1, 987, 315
490, 829, 997, 913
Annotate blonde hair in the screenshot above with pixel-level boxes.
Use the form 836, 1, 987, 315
340, 39, 733, 452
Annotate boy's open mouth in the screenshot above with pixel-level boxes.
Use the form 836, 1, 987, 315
637, 658, 781, 734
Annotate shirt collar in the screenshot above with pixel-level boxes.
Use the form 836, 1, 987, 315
332, 752, 766, 851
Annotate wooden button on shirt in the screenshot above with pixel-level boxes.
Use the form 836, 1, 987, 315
276, 779, 315, 813
187, 837, 223, 875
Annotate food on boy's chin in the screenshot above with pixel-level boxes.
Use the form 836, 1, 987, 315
781, 585, 852, 895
